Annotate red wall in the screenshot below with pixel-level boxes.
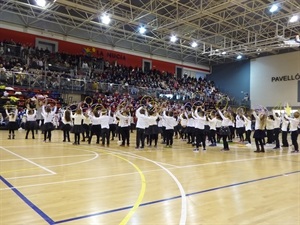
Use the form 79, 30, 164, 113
0, 28, 210, 73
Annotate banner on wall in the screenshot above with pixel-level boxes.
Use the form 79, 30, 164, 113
82, 46, 126, 61
250, 51, 300, 108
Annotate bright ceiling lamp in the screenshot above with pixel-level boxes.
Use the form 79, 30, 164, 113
236, 55, 242, 60
269, 4, 278, 13
221, 51, 227, 55
289, 15, 298, 23
139, 26, 146, 34
191, 41, 198, 48
170, 35, 178, 43
36, 0, 47, 7
101, 14, 111, 25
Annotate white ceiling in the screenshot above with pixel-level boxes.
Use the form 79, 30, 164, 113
1, 0, 300, 66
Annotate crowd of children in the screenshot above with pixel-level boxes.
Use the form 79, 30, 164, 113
2, 96, 299, 154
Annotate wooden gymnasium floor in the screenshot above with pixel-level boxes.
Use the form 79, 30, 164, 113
0, 128, 299, 225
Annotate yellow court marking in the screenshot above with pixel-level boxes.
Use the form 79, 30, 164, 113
102, 150, 146, 225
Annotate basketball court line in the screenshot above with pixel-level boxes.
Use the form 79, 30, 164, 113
10, 168, 297, 225
102, 147, 188, 225
53, 169, 300, 224
1, 144, 299, 225
179, 152, 300, 168
1, 146, 298, 189
0, 175, 54, 225
102, 151, 147, 225
0, 146, 56, 175
0, 146, 99, 178
0, 153, 98, 162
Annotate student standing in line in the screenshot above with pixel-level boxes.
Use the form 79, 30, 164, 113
217, 109, 232, 151
6, 107, 18, 139
88, 109, 102, 144
162, 110, 178, 148
179, 112, 188, 141
25, 108, 37, 139
284, 112, 300, 153
185, 112, 195, 145
146, 110, 159, 148
192, 106, 208, 152
207, 111, 218, 146
281, 116, 289, 148
243, 114, 252, 146
116, 109, 131, 147
41, 103, 57, 142
215, 114, 222, 143
109, 112, 117, 141
272, 112, 281, 149
252, 110, 267, 153
71, 108, 85, 145
35, 100, 44, 134
61, 109, 72, 142
135, 106, 148, 149
99, 109, 111, 147
235, 113, 245, 142
266, 115, 275, 145
82, 112, 91, 142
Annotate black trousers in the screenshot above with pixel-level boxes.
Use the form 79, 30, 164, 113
63, 130, 70, 141
281, 131, 289, 146
165, 129, 174, 146
195, 128, 205, 148
273, 128, 280, 148
209, 129, 216, 144
245, 130, 251, 144
291, 130, 298, 151
266, 129, 274, 144
136, 128, 145, 148
222, 135, 229, 149
120, 126, 130, 145
101, 128, 110, 146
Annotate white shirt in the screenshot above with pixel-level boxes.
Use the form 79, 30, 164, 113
243, 116, 252, 131
116, 111, 131, 127
163, 111, 178, 130
192, 110, 206, 130
99, 115, 110, 129
136, 107, 149, 129
253, 111, 264, 130
218, 110, 232, 127
26, 109, 36, 121
235, 115, 245, 128
42, 106, 56, 123
71, 113, 85, 125
281, 119, 289, 132
285, 115, 299, 131
208, 117, 218, 130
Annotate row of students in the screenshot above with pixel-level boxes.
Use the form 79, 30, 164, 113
252, 110, 299, 153
5, 101, 300, 154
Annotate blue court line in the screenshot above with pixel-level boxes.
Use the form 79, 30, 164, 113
54, 169, 300, 224
2, 170, 299, 224
0, 176, 55, 225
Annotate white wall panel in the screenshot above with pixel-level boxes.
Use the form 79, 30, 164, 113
250, 51, 300, 109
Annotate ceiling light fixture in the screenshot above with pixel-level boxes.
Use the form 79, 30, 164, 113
139, 27, 146, 34
35, 0, 47, 7
236, 55, 242, 59
191, 41, 198, 48
269, 4, 278, 13
170, 35, 178, 43
101, 14, 111, 25
289, 15, 299, 23
221, 51, 227, 55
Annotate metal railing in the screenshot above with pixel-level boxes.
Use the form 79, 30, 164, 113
0, 70, 250, 108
